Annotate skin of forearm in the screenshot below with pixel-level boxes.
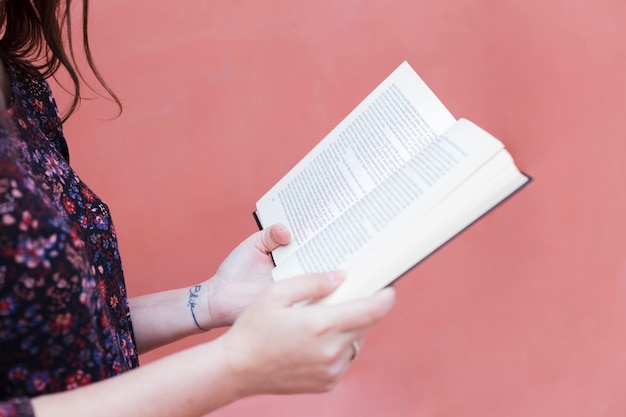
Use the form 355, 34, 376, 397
129, 282, 214, 354
31, 340, 242, 417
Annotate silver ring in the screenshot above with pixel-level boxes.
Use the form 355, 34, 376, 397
350, 340, 360, 360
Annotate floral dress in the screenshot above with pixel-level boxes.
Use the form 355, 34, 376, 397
0, 58, 139, 417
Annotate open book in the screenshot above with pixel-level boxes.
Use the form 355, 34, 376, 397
253, 61, 530, 304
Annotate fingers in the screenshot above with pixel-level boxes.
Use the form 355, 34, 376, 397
266, 272, 346, 307
264, 274, 395, 327
325, 287, 397, 332
250, 224, 291, 254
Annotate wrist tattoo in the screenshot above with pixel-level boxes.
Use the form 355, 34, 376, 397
187, 285, 208, 332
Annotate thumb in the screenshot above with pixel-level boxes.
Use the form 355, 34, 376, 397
249, 224, 291, 254
268, 272, 346, 307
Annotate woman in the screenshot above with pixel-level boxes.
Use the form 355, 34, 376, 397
0, 1, 395, 416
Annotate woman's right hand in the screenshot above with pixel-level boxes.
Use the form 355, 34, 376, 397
217, 271, 396, 397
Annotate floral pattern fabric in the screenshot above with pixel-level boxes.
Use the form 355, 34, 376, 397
0, 58, 139, 417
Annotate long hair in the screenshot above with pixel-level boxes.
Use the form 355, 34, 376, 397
0, 0, 121, 122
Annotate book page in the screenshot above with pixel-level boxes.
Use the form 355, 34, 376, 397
271, 119, 512, 281
320, 145, 529, 304
256, 62, 456, 264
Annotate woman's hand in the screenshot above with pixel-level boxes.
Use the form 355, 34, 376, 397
203, 224, 291, 327
32, 273, 394, 417
218, 272, 396, 397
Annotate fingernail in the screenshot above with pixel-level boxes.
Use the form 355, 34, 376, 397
327, 271, 346, 284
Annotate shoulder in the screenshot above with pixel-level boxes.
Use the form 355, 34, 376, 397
4, 57, 60, 117
3, 57, 68, 162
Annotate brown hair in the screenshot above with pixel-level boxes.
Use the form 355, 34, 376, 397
0, 0, 120, 121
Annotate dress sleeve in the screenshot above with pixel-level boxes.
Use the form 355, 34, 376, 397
0, 398, 35, 417
0, 128, 95, 406
0, 125, 35, 417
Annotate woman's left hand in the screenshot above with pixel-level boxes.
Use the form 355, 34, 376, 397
203, 224, 291, 327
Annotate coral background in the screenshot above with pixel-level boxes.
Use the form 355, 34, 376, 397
57, 0, 626, 416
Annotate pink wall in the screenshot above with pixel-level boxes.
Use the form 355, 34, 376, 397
57, 0, 626, 416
